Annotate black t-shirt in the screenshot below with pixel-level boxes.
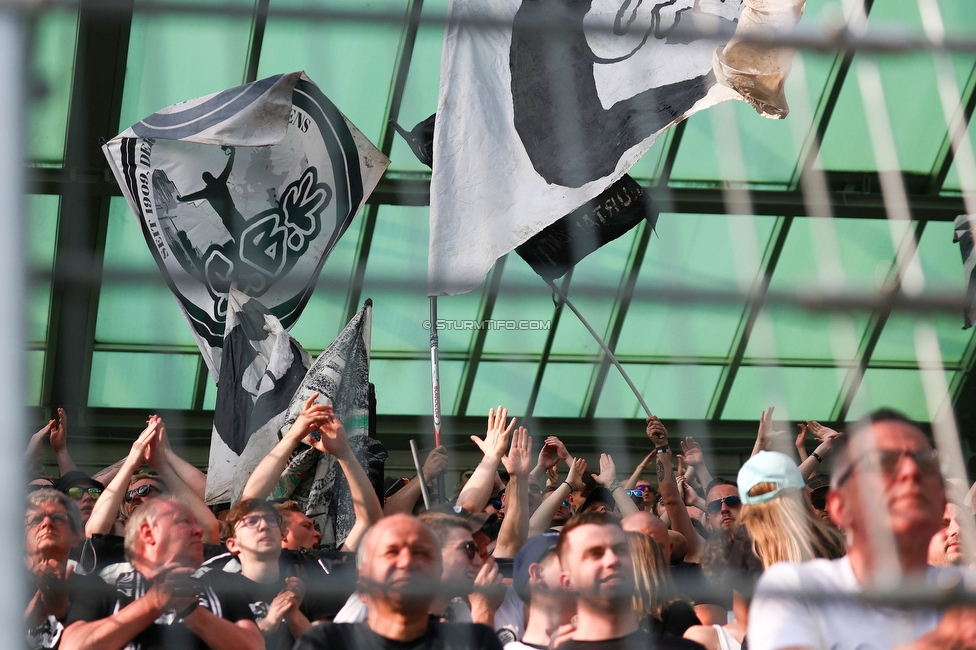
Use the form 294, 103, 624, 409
204, 570, 313, 650
26, 571, 116, 649
648, 600, 701, 638
559, 629, 705, 650
294, 619, 504, 650
93, 568, 257, 650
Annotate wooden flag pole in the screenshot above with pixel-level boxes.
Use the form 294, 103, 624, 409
429, 296, 446, 502
544, 278, 653, 418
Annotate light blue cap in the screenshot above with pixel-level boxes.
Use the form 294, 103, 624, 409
736, 451, 805, 505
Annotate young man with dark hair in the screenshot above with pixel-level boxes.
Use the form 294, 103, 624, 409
505, 532, 574, 650
555, 511, 703, 650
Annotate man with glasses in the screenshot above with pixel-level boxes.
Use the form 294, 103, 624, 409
53, 471, 103, 528
61, 497, 263, 650
748, 409, 976, 650
703, 478, 742, 534
25, 489, 113, 649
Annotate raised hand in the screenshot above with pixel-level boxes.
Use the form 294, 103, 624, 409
595, 453, 617, 488
128, 418, 159, 469
806, 420, 841, 445
285, 392, 330, 443
469, 556, 506, 618
677, 437, 704, 467
422, 446, 449, 479
566, 457, 587, 491
646, 416, 669, 449
757, 406, 788, 451
545, 436, 571, 462
471, 406, 516, 459
501, 427, 533, 478
49, 408, 68, 453
676, 475, 698, 507
304, 405, 350, 456
535, 439, 560, 474
144, 415, 166, 471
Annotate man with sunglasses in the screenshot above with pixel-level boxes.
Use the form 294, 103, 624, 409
749, 409, 976, 650
703, 478, 742, 535
53, 471, 104, 527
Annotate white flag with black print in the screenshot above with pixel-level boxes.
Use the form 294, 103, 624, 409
102, 71, 389, 376
429, 0, 804, 296
268, 300, 372, 549
205, 289, 312, 504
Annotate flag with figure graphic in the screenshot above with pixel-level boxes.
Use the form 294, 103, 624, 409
429, 0, 804, 296
102, 71, 389, 376
205, 289, 312, 505
269, 300, 372, 549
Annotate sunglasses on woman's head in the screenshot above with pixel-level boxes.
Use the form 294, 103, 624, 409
124, 484, 162, 503
67, 487, 102, 501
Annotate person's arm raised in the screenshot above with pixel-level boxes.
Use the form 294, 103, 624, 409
25, 421, 53, 476
241, 393, 329, 502
594, 453, 639, 517
495, 427, 532, 558
456, 406, 516, 513
649, 417, 705, 563
86, 421, 156, 537
528, 457, 585, 537
677, 436, 713, 490
529, 438, 559, 481
384, 446, 449, 516
49, 408, 79, 475
303, 406, 383, 552
623, 451, 656, 490
796, 421, 842, 481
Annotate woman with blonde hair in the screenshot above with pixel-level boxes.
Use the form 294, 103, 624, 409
626, 530, 699, 637
735, 451, 845, 569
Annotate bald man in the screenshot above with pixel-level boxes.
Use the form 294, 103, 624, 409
622, 511, 673, 563
294, 515, 503, 650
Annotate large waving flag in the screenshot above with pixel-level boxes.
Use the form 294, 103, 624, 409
429, 0, 803, 296
103, 72, 389, 375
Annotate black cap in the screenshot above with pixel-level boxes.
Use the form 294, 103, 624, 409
427, 502, 491, 531
580, 486, 616, 514
53, 471, 103, 494
806, 474, 830, 493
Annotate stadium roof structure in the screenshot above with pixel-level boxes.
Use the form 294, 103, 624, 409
23, 0, 976, 458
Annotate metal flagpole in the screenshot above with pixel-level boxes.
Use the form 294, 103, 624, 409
544, 278, 653, 418
428, 296, 446, 502
409, 440, 432, 510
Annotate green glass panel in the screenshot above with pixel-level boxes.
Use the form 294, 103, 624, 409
289, 217, 364, 350
819, 1, 974, 174
372, 359, 463, 415
595, 364, 723, 419
481, 256, 558, 356
532, 362, 593, 418
550, 230, 636, 355
872, 222, 973, 365
466, 362, 539, 417
27, 350, 45, 407
627, 133, 670, 181
89, 352, 198, 408
29, 9, 78, 162
28, 195, 59, 344
671, 50, 833, 185
847, 368, 955, 422
119, 0, 251, 131
258, 0, 407, 145
96, 199, 196, 346
388, 0, 450, 171
617, 213, 776, 359
360, 206, 482, 353
721, 365, 846, 421
745, 218, 899, 361
203, 373, 217, 410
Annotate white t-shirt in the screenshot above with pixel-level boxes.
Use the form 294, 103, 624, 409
748, 556, 952, 650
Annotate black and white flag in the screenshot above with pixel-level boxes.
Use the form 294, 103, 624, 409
102, 71, 389, 376
954, 214, 976, 329
429, 0, 804, 296
206, 289, 312, 504
268, 301, 372, 549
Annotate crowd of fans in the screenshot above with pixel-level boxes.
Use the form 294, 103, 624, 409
23, 402, 976, 650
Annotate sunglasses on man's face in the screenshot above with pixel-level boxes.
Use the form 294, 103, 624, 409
67, 487, 102, 501
124, 484, 163, 503
457, 540, 478, 560
811, 496, 827, 510
625, 489, 647, 498
25, 512, 70, 528
706, 495, 742, 514
835, 448, 941, 487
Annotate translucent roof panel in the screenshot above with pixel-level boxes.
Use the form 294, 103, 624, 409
29, 8, 78, 163
549, 229, 637, 356
532, 362, 594, 418
594, 363, 723, 419
372, 358, 463, 415
744, 218, 900, 362
670, 50, 834, 186
466, 361, 539, 417
360, 205, 483, 353
89, 351, 200, 408
481, 256, 561, 356
819, 2, 976, 174
28, 195, 60, 345
258, 0, 407, 146
95, 199, 197, 347
288, 217, 364, 350
119, 0, 252, 132
872, 221, 974, 365
27, 351, 45, 408
846, 368, 955, 422
721, 365, 846, 421
388, 0, 450, 172
616, 214, 776, 359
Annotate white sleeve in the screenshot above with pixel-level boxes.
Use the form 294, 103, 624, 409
493, 585, 526, 637
332, 592, 369, 623
747, 563, 821, 650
